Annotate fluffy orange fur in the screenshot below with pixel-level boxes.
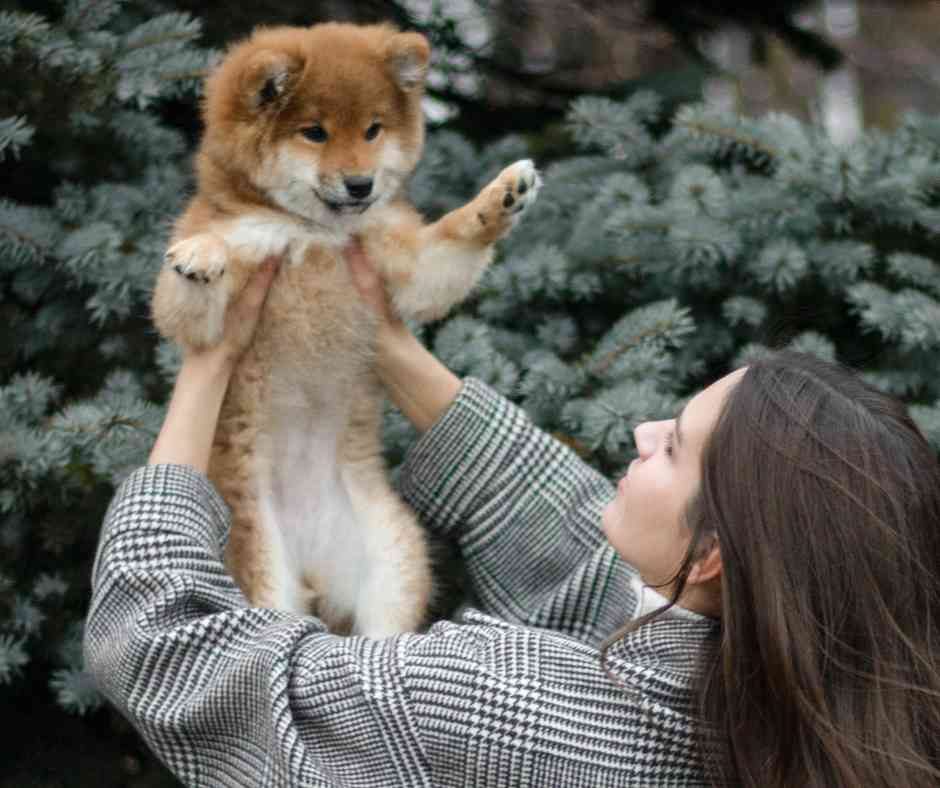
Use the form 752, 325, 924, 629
151, 22, 540, 636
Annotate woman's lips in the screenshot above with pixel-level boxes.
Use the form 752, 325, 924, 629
618, 459, 637, 494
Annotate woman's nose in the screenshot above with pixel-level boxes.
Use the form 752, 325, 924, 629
634, 422, 658, 460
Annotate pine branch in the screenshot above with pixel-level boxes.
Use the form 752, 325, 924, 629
120, 14, 202, 53
157, 68, 209, 82
0, 11, 51, 65
62, 0, 124, 34
0, 116, 34, 161
672, 104, 780, 163
0, 200, 58, 267
49, 667, 103, 715
588, 300, 694, 379
52, 414, 158, 439
0, 635, 28, 685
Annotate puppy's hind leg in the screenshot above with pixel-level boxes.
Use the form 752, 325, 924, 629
341, 459, 432, 638
225, 500, 311, 615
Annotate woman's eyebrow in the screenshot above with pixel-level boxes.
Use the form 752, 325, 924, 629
675, 405, 687, 449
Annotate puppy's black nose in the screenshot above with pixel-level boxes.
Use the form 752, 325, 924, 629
344, 176, 373, 200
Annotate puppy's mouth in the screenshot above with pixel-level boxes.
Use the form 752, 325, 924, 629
318, 194, 375, 215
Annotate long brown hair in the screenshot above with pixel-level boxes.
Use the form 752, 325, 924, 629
605, 350, 940, 786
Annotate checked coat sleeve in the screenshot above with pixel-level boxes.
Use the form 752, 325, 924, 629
84, 391, 714, 786
397, 377, 640, 645
85, 464, 443, 787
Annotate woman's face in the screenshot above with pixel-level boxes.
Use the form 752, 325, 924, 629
602, 368, 745, 594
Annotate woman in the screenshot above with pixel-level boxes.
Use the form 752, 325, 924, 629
84, 248, 940, 787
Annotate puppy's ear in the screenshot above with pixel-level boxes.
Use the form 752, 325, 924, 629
384, 32, 430, 91
241, 50, 303, 111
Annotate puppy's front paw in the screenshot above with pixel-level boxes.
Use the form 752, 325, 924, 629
477, 159, 542, 237
165, 234, 228, 284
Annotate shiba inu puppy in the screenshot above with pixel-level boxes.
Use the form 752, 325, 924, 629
151, 22, 540, 636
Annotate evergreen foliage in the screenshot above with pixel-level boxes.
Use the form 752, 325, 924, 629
0, 0, 213, 739
2, 2, 939, 780
387, 94, 940, 476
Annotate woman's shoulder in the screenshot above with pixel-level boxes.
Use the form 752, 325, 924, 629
409, 608, 715, 708
402, 609, 712, 785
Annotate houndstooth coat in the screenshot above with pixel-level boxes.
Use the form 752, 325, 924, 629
85, 378, 719, 787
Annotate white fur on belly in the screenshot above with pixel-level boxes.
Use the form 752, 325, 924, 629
256, 400, 365, 618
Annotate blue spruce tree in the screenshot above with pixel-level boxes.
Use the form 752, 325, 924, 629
0, 0, 213, 757
393, 93, 940, 475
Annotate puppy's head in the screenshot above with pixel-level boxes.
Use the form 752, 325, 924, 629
201, 23, 429, 228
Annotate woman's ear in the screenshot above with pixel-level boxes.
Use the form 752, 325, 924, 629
240, 49, 303, 111
384, 32, 430, 91
687, 539, 722, 586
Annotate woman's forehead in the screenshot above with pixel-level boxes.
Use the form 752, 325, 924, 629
684, 368, 745, 438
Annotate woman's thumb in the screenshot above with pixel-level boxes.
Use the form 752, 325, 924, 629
243, 256, 280, 308
345, 240, 379, 292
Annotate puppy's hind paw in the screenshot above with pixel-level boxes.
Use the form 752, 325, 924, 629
165, 234, 228, 284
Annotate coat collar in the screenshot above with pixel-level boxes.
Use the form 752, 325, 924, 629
603, 593, 720, 714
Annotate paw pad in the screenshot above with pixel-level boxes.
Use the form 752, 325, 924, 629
165, 236, 228, 285
171, 262, 219, 284
498, 159, 541, 222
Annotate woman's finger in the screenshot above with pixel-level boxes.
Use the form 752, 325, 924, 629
344, 241, 398, 324
222, 256, 280, 352
232, 256, 279, 314
250, 256, 280, 301
344, 240, 380, 294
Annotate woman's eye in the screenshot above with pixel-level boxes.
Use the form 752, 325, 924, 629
302, 125, 328, 143
365, 122, 382, 141
664, 432, 675, 457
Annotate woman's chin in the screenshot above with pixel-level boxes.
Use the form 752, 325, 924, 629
600, 500, 617, 537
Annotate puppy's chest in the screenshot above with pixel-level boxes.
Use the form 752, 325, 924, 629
255, 244, 373, 364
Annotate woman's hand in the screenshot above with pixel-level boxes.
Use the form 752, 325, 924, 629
343, 240, 462, 433
343, 239, 408, 344
149, 255, 281, 472
188, 255, 282, 372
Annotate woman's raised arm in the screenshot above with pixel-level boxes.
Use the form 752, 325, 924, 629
346, 244, 637, 643
346, 240, 461, 432
147, 256, 280, 472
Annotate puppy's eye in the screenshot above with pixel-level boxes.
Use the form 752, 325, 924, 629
302, 125, 328, 143
365, 122, 382, 141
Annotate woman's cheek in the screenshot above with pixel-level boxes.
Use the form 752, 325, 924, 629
601, 501, 631, 559
602, 492, 630, 540
601, 496, 618, 533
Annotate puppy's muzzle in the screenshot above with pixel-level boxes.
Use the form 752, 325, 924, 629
344, 176, 373, 200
